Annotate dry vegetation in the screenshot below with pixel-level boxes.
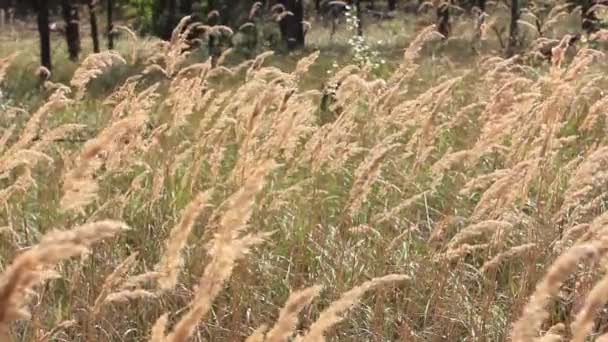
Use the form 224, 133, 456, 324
5, 11, 608, 341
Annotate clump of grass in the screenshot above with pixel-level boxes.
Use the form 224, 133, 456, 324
0, 220, 127, 337
5, 12, 608, 342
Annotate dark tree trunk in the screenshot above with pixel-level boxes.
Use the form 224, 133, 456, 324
294, 0, 305, 47
507, 0, 519, 56
437, 1, 449, 38
180, 0, 192, 14
107, 0, 114, 49
315, 0, 321, 13
582, 0, 599, 34
164, 0, 177, 39
88, 0, 100, 53
388, 0, 397, 11
279, 0, 305, 50
356, 0, 363, 36
0, 0, 7, 27
35, 0, 52, 71
62, 0, 80, 61
15, 0, 28, 17
477, 0, 486, 11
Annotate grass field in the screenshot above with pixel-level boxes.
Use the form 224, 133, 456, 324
3, 6, 608, 342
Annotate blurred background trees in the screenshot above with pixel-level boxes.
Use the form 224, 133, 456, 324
0, 0, 606, 72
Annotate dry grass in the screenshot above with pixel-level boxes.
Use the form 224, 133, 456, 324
4, 7, 608, 341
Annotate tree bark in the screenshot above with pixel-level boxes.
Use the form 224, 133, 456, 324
62, 0, 80, 61
35, 0, 52, 71
107, 0, 114, 49
356, 0, 363, 36
164, 0, 177, 39
279, 0, 305, 50
507, 0, 519, 56
477, 0, 486, 12
437, 1, 449, 38
88, 0, 100, 53
388, 0, 397, 11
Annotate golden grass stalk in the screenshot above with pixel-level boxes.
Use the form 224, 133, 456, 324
295, 274, 408, 342
555, 146, 608, 224
511, 242, 605, 342
103, 289, 157, 303
293, 51, 320, 79
0, 149, 53, 175
440, 243, 491, 262
156, 190, 212, 290
265, 285, 323, 342
246, 325, 269, 342
459, 169, 510, 196
0, 124, 16, 156
2, 89, 71, 160
570, 271, 608, 342
0, 220, 127, 330
150, 314, 169, 342
151, 163, 167, 203
161, 160, 277, 342
472, 159, 539, 220
70, 51, 126, 100
447, 220, 513, 250
60, 114, 149, 213
480, 243, 536, 273
372, 191, 426, 224
36, 320, 77, 342
91, 252, 140, 317
122, 272, 164, 290
0, 167, 36, 204
0, 52, 16, 84
346, 140, 400, 217
537, 323, 565, 342
29, 124, 87, 152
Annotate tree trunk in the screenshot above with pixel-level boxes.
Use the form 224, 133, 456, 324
477, 0, 486, 12
388, 0, 397, 11
582, 0, 599, 34
107, 0, 114, 49
180, 0, 192, 14
15, 0, 27, 17
0, 0, 7, 28
507, 0, 519, 56
437, 1, 449, 38
35, 0, 52, 71
356, 0, 363, 36
88, 0, 100, 53
279, 0, 305, 50
164, 0, 177, 39
62, 0, 80, 61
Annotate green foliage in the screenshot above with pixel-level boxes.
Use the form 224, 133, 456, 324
125, 0, 161, 35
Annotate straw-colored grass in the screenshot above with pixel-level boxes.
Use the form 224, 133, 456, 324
4, 5, 608, 341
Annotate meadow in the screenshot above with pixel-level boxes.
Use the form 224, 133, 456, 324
3, 6, 608, 342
